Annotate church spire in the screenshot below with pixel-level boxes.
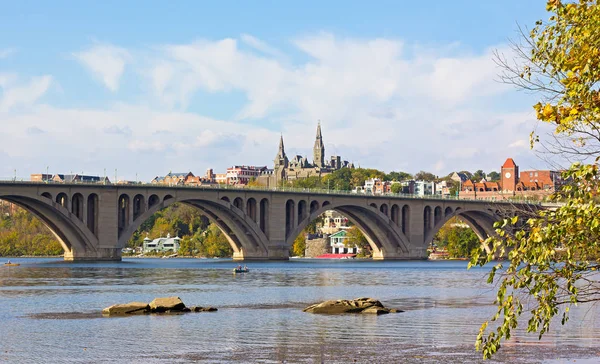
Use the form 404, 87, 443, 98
278, 133, 285, 154
274, 133, 288, 168
313, 121, 325, 168
316, 121, 323, 141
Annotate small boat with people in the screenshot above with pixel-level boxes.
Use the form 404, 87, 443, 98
4, 260, 20, 267
233, 265, 250, 274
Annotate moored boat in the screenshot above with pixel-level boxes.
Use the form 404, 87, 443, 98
4, 262, 20, 267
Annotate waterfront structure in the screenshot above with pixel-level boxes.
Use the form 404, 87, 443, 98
142, 233, 181, 254
328, 230, 359, 254
0, 180, 535, 261
459, 158, 564, 200
257, 123, 354, 186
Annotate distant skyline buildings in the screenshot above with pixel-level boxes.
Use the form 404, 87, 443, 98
1, 1, 567, 181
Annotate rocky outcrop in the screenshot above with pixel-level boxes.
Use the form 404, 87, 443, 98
189, 306, 218, 312
303, 297, 403, 315
149, 297, 186, 313
102, 302, 149, 315
102, 297, 218, 316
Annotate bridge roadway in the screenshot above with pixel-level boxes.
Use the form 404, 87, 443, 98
0, 181, 539, 261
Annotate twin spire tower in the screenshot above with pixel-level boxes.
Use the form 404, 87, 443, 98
275, 122, 325, 170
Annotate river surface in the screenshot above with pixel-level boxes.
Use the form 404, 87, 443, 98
0, 258, 599, 363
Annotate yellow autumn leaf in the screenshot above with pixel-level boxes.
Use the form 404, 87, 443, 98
542, 104, 555, 119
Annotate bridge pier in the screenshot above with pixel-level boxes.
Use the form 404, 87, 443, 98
64, 248, 122, 261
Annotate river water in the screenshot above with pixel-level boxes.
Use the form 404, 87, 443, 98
0, 258, 598, 363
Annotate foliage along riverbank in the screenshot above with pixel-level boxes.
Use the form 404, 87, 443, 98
0, 207, 63, 257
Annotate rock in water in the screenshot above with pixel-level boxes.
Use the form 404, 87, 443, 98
189, 306, 218, 312
303, 297, 400, 315
102, 302, 149, 316
149, 297, 186, 313
361, 306, 390, 315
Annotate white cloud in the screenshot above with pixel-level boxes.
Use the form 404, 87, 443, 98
0, 48, 15, 59
508, 139, 527, 148
240, 34, 285, 59
128, 140, 166, 152
0, 73, 18, 88
0, 34, 558, 180
104, 125, 132, 136
73, 44, 130, 91
0, 75, 52, 112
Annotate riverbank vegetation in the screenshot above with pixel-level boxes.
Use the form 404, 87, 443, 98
433, 218, 480, 258
0, 206, 62, 256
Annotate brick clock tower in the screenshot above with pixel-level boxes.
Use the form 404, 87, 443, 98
501, 158, 518, 192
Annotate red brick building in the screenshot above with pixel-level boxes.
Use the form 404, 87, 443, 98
460, 158, 564, 200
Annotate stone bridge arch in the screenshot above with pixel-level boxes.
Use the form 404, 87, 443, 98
0, 194, 98, 260
285, 199, 411, 260
116, 193, 269, 260
423, 205, 498, 253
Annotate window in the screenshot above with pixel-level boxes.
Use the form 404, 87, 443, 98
530, 172, 533, 177
534, 172, 538, 177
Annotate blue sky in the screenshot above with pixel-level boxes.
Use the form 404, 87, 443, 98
0, 1, 554, 180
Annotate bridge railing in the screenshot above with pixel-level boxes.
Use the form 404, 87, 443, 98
0, 177, 546, 205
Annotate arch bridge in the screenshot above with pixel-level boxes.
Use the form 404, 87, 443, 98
0, 182, 535, 261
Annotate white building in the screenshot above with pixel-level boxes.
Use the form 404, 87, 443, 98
320, 210, 349, 234
142, 234, 181, 254
225, 165, 268, 185
329, 230, 359, 254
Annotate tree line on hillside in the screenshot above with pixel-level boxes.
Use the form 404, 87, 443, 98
0, 207, 63, 256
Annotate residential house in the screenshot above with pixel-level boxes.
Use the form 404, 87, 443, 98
151, 172, 194, 185
142, 234, 181, 254
329, 230, 359, 254
320, 210, 349, 234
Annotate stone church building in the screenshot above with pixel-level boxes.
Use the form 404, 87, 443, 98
257, 123, 353, 187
